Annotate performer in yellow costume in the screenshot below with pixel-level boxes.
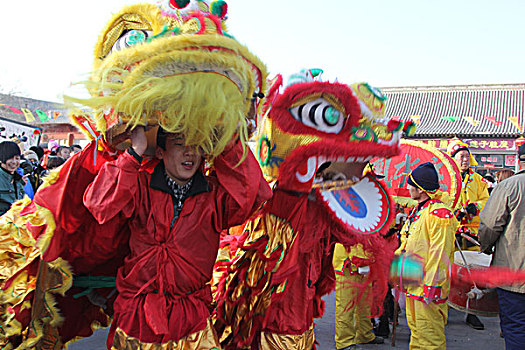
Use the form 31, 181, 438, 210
396, 162, 458, 350
447, 137, 489, 330
448, 138, 489, 248
333, 243, 384, 349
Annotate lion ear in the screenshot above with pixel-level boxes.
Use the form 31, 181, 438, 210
262, 74, 283, 115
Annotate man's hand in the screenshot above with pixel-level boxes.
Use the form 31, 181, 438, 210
130, 126, 147, 156
455, 208, 467, 221
482, 245, 495, 255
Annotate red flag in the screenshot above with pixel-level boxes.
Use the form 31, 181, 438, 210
484, 116, 502, 126
0, 103, 23, 114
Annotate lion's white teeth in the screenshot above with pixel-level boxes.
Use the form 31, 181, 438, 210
296, 156, 317, 183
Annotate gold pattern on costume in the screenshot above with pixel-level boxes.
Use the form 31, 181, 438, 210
312, 178, 361, 191
371, 124, 393, 141
257, 119, 321, 181
350, 82, 386, 118
182, 18, 202, 34
289, 93, 346, 115
111, 318, 220, 350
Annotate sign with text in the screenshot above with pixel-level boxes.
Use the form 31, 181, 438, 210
505, 155, 516, 167
418, 138, 516, 151
475, 154, 504, 168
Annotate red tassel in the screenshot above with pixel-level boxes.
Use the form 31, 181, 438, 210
452, 265, 525, 288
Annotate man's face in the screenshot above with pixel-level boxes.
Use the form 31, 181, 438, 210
407, 183, 423, 201
1, 155, 20, 174
58, 148, 71, 160
454, 150, 470, 172
156, 134, 202, 185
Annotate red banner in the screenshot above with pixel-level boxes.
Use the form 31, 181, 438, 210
371, 140, 462, 208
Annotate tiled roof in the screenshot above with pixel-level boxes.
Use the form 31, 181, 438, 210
381, 84, 525, 138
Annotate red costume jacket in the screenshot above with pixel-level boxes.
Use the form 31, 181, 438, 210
83, 141, 271, 346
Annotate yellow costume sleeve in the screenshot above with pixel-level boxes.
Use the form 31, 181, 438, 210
333, 243, 371, 273
475, 177, 489, 211
421, 209, 457, 300
333, 243, 349, 272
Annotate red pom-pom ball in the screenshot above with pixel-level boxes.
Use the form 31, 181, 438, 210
387, 119, 402, 132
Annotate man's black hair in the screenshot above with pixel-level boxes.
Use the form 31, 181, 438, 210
29, 146, 45, 160
157, 127, 168, 150
47, 156, 66, 170
56, 146, 71, 154
0, 141, 21, 164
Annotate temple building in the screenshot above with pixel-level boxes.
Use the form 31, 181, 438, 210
382, 83, 525, 173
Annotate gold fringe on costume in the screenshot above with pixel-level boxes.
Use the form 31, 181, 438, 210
216, 214, 295, 347
260, 325, 315, 350
0, 198, 73, 350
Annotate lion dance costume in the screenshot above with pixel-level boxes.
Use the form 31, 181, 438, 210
214, 70, 416, 349
0, 1, 269, 349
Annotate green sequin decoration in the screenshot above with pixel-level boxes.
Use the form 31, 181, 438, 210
350, 127, 378, 142
258, 136, 271, 166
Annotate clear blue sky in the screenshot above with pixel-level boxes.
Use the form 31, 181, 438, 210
1, 0, 524, 103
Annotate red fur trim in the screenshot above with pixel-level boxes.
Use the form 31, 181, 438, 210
270, 81, 361, 136
351, 257, 373, 267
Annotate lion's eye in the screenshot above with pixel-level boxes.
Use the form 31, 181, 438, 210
111, 30, 152, 53
289, 98, 345, 133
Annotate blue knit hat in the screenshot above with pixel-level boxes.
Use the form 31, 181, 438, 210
407, 162, 439, 192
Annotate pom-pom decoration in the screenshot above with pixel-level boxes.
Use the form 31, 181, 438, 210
309, 68, 323, 78
285, 68, 323, 88
210, 0, 228, 19
403, 121, 416, 136
387, 119, 402, 132
169, 0, 190, 9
